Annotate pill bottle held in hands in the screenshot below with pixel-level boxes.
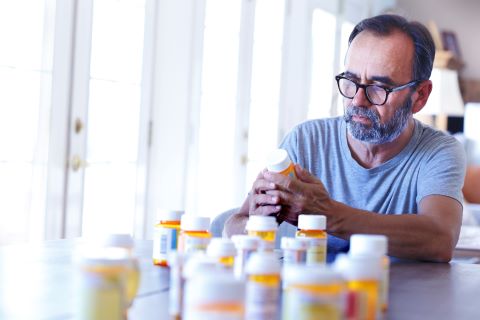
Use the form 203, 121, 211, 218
266, 148, 296, 178
296, 214, 328, 264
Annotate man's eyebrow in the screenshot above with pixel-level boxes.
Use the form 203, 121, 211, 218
344, 71, 396, 86
370, 75, 395, 86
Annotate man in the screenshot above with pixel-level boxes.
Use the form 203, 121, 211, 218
224, 14, 466, 262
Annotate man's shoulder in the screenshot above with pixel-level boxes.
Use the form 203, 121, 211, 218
415, 120, 463, 150
293, 116, 343, 134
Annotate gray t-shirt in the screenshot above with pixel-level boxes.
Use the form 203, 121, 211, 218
277, 116, 466, 256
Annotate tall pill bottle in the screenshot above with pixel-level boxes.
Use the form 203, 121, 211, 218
342, 254, 382, 320
231, 235, 261, 279
183, 272, 245, 320
245, 251, 282, 319
282, 265, 345, 320
153, 209, 183, 267
350, 234, 389, 312
168, 251, 185, 320
76, 248, 129, 320
296, 214, 327, 264
101, 234, 140, 308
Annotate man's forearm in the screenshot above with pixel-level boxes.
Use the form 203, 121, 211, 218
223, 198, 250, 237
328, 198, 461, 262
223, 212, 249, 237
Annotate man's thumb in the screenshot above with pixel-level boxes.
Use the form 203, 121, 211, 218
294, 164, 317, 183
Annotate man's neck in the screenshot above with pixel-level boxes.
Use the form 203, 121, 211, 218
346, 118, 415, 169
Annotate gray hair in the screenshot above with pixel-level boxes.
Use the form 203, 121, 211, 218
348, 14, 435, 81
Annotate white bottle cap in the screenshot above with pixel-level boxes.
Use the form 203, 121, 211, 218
184, 272, 245, 315
342, 254, 382, 281
99, 233, 134, 249
266, 149, 292, 173
183, 253, 222, 279
283, 264, 342, 286
298, 214, 326, 230
77, 247, 130, 267
231, 235, 261, 250
207, 238, 237, 258
156, 209, 184, 222
350, 234, 388, 256
180, 215, 210, 232
281, 237, 309, 250
245, 215, 278, 232
245, 251, 281, 275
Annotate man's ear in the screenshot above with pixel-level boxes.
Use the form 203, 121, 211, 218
411, 80, 432, 114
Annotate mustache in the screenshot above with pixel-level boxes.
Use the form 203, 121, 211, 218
344, 105, 380, 124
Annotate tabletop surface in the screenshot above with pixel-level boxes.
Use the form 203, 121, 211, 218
1, 239, 480, 319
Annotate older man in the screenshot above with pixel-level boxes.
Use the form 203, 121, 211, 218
224, 14, 466, 262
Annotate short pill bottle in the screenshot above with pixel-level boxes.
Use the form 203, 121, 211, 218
231, 235, 261, 279
296, 214, 327, 264
281, 237, 308, 265
245, 215, 278, 251
207, 237, 237, 267
179, 215, 212, 254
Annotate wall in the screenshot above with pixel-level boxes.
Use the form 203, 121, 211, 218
395, 0, 480, 80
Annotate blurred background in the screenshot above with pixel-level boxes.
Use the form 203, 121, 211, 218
1, 0, 479, 245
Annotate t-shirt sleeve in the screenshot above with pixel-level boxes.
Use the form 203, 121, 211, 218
279, 125, 300, 164
417, 136, 466, 205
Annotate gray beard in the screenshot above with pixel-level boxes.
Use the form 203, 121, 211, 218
343, 96, 413, 144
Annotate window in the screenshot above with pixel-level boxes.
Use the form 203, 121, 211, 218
0, 0, 55, 244
308, 9, 337, 119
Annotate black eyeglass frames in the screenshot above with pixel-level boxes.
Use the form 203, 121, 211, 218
335, 73, 421, 106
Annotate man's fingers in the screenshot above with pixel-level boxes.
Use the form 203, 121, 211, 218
251, 204, 281, 216
252, 178, 276, 194
252, 193, 280, 206
263, 171, 300, 192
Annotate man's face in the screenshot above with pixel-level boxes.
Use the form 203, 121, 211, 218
344, 94, 412, 144
342, 30, 416, 144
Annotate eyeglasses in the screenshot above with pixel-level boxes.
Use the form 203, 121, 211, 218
335, 72, 421, 106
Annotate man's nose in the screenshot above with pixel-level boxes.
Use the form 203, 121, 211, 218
351, 87, 372, 107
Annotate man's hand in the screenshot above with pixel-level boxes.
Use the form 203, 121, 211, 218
263, 164, 334, 226
248, 169, 282, 218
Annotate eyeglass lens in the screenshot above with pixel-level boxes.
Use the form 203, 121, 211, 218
338, 78, 386, 105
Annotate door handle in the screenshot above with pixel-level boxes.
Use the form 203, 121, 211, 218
71, 155, 87, 172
